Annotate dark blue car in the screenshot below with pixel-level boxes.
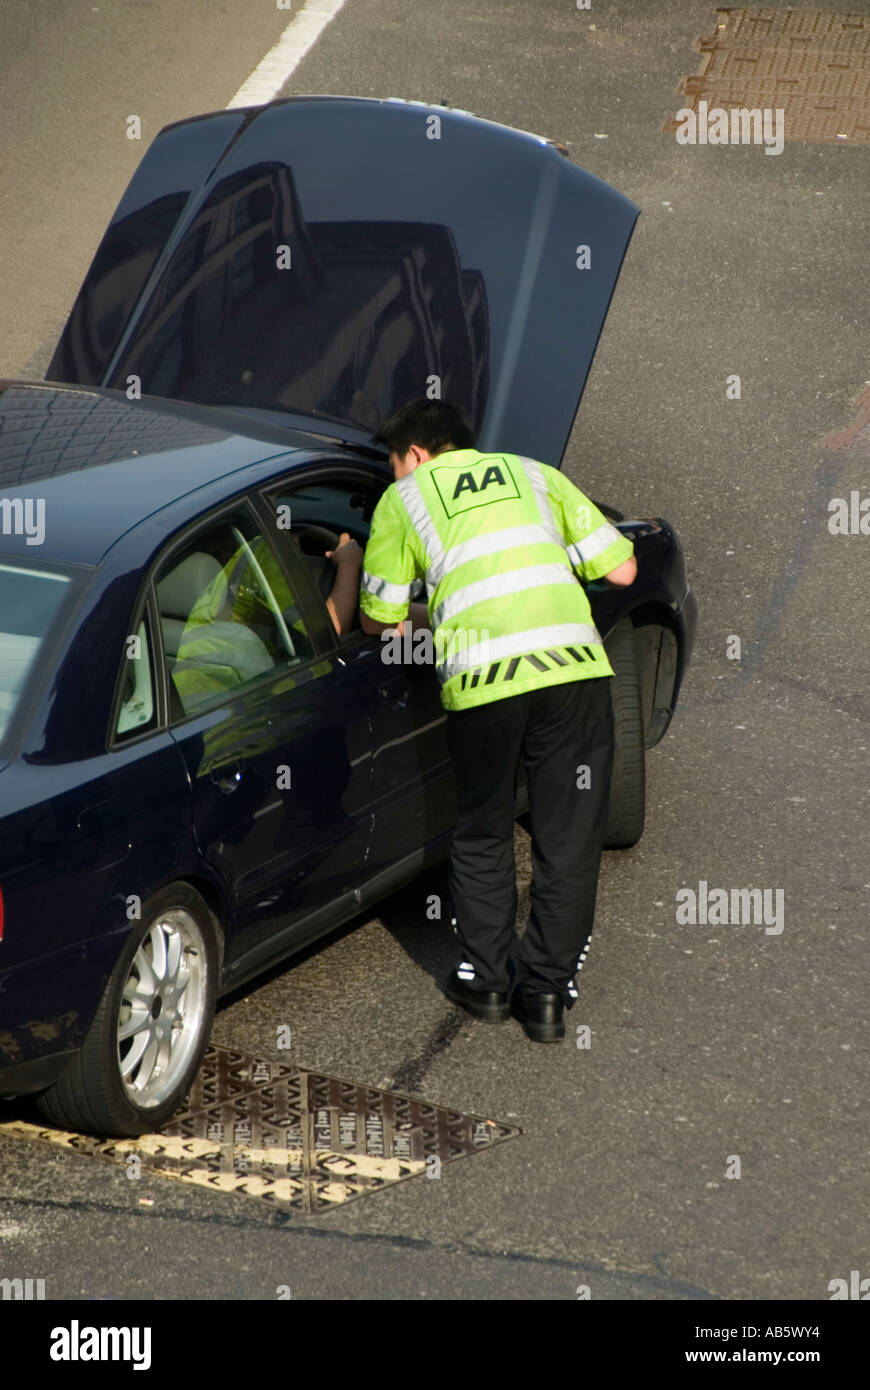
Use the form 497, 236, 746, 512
0, 98, 696, 1134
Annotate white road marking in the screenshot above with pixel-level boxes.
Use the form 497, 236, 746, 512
226, 0, 349, 109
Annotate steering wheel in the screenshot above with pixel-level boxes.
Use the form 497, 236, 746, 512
294, 525, 343, 601
294, 524, 341, 556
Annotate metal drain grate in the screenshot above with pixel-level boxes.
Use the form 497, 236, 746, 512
664, 8, 870, 144
0, 1045, 521, 1213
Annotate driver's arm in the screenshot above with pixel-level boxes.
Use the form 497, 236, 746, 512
325, 533, 364, 635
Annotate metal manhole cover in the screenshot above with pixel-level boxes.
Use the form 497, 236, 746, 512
0, 1045, 521, 1213
664, 8, 870, 144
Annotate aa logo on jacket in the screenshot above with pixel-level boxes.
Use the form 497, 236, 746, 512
431, 455, 521, 517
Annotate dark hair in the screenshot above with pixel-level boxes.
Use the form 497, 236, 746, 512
374, 398, 476, 457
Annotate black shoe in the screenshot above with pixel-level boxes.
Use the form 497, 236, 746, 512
444, 972, 510, 1022
511, 990, 565, 1042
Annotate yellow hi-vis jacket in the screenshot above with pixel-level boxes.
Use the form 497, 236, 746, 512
359, 448, 635, 711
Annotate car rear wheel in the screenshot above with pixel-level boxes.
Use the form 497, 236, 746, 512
603, 620, 646, 849
36, 883, 218, 1137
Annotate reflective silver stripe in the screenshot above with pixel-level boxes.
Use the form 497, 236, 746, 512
395, 472, 446, 584
516, 456, 562, 543
360, 571, 413, 606
432, 564, 576, 628
439, 623, 602, 680
409, 577, 424, 599
567, 522, 624, 566
443, 523, 557, 572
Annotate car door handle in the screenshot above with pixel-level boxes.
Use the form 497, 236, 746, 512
209, 760, 243, 794
377, 676, 411, 709
76, 797, 111, 832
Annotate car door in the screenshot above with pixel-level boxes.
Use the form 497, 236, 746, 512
154, 499, 375, 972
259, 464, 455, 885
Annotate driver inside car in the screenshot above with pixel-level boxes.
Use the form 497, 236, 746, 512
319, 532, 365, 636
196, 530, 364, 644
171, 532, 364, 712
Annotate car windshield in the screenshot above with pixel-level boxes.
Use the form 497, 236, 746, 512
0, 561, 73, 745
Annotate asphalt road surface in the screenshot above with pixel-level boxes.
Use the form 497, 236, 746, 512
0, 0, 868, 1301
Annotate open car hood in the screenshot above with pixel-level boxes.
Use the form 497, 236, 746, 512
48, 97, 639, 469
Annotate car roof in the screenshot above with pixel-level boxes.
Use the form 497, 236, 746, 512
0, 381, 352, 565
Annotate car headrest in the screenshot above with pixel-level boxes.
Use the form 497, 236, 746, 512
157, 552, 222, 618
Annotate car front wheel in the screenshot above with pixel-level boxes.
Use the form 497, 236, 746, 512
603, 620, 646, 849
37, 883, 218, 1137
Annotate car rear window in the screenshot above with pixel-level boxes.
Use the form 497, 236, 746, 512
0, 562, 73, 744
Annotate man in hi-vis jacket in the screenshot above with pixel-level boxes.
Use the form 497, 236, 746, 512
359, 400, 636, 1042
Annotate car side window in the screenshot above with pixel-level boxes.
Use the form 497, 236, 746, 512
265, 476, 387, 641
155, 507, 315, 719
113, 614, 158, 741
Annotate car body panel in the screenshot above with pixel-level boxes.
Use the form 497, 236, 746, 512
169, 649, 374, 962
255, 459, 455, 879
48, 96, 639, 469
0, 732, 195, 1081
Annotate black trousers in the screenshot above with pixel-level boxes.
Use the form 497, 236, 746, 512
445, 676, 614, 1006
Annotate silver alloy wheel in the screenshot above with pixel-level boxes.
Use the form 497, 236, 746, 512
116, 908, 208, 1109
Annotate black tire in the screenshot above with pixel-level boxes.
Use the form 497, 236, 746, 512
603, 620, 646, 849
36, 882, 218, 1137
